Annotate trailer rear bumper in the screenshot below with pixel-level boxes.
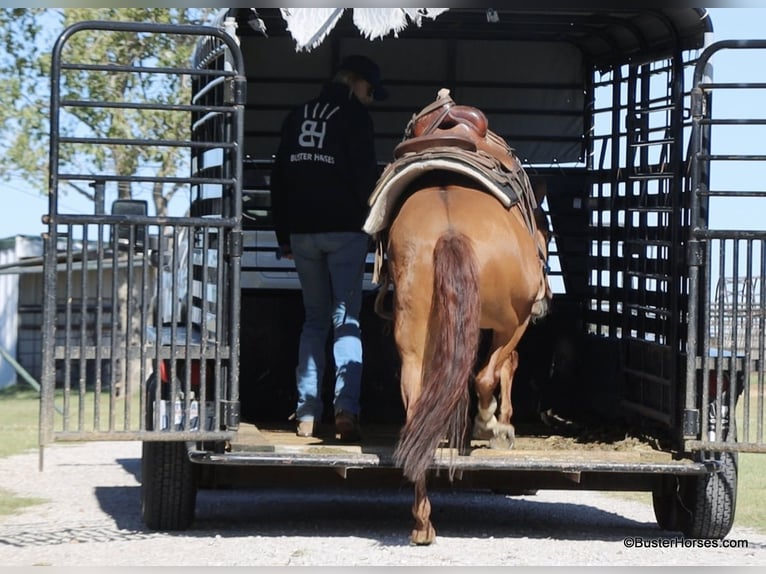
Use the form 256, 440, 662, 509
189, 447, 713, 474
186, 424, 714, 481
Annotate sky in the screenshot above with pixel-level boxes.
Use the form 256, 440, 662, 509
1, 8, 765, 240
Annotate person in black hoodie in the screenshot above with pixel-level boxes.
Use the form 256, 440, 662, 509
270, 54, 387, 442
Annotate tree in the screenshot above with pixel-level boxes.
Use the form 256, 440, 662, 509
0, 8, 217, 216
0, 8, 220, 394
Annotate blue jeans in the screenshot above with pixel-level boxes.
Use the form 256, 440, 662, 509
290, 231, 369, 422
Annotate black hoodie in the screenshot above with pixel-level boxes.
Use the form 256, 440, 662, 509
270, 82, 378, 246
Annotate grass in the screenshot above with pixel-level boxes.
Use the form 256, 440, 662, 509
737, 453, 766, 531
0, 383, 765, 532
0, 487, 47, 517
0, 385, 40, 458
733, 385, 766, 532
0, 384, 48, 516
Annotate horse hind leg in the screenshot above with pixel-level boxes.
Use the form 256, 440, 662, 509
490, 350, 518, 450
472, 347, 506, 439
410, 479, 436, 545
472, 346, 516, 449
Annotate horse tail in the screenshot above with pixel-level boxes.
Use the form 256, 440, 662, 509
393, 230, 481, 483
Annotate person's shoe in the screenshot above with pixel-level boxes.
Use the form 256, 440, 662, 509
335, 410, 361, 443
296, 420, 315, 437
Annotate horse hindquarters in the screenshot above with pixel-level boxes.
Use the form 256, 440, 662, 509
392, 229, 481, 545
393, 230, 480, 480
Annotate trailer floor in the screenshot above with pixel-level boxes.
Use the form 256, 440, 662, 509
189, 421, 707, 475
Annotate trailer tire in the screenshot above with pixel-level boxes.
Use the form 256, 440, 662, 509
652, 451, 737, 539
141, 441, 197, 531
680, 450, 738, 539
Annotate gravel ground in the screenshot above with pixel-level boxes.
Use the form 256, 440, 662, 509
0, 441, 764, 566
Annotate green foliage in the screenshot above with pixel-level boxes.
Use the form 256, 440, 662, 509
0, 8, 217, 212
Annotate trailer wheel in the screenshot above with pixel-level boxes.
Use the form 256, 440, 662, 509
141, 441, 197, 530
680, 451, 738, 539
652, 451, 738, 539
141, 373, 197, 530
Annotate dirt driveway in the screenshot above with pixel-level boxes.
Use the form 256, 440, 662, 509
0, 441, 764, 566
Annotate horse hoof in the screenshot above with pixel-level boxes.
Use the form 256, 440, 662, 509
410, 524, 436, 546
472, 426, 493, 441
489, 434, 514, 450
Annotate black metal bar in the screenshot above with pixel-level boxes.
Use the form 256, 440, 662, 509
58, 136, 237, 149
759, 247, 766, 443
151, 228, 166, 432
685, 45, 713, 441
109, 226, 120, 432
696, 229, 766, 240
139, 222, 150, 432
698, 119, 766, 126
698, 153, 766, 161
698, 82, 766, 90
60, 62, 237, 78
94, 225, 105, 429
198, 227, 210, 430
215, 227, 225, 429
169, 225, 180, 429
63, 228, 74, 432
742, 240, 754, 441
699, 190, 766, 198
52, 213, 238, 227
60, 100, 238, 114
54, 430, 234, 442
227, 72, 245, 430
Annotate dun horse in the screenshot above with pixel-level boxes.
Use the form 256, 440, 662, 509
364, 90, 551, 545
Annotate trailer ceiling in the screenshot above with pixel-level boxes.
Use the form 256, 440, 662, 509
231, 7, 711, 69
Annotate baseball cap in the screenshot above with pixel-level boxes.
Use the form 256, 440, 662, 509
339, 54, 389, 101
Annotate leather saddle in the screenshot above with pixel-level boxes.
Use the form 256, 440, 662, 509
363, 89, 550, 298
364, 88, 538, 237
394, 88, 521, 178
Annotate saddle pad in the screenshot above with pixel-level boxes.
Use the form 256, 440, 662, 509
363, 146, 529, 235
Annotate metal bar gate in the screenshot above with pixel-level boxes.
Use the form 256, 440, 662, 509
686, 40, 766, 453
40, 21, 246, 447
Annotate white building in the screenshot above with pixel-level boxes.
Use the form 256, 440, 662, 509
0, 235, 43, 389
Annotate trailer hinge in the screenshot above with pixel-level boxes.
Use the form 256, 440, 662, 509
223, 400, 240, 430
683, 408, 700, 437
224, 76, 247, 106
228, 230, 243, 258
691, 86, 705, 120
687, 239, 705, 267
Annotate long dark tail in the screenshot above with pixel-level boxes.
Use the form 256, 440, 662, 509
393, 230, 480, 483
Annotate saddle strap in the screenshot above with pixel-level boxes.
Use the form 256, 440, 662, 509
372, 237, 385, 284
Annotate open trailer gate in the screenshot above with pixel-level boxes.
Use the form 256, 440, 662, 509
40, 20, 245, 455
685, 40, 766, 454
41, 20, 247, 528
39, 11, 766, 539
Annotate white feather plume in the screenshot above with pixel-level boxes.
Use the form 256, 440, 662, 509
280, 8, 345, 52
280, 8, 450, 51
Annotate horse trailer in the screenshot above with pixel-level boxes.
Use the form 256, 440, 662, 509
41, 8, 765, 539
